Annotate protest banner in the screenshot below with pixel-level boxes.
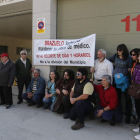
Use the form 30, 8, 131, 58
34, 34, 96, 67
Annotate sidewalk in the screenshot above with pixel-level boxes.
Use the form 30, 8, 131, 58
0, 86, 137, 140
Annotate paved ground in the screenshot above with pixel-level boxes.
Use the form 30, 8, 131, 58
0, 86, 138, 140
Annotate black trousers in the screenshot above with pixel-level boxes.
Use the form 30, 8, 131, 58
57, 95, 71, 114
70, 100, 93, 123
135, 99, 140, 127
116, 88, 132, 118
17, 77, 31, 101
0, 86, 13, 105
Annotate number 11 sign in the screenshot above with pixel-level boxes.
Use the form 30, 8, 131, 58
121, 15, 140, 32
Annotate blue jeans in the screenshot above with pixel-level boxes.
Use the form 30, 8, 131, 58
94, 106, 115, 121
43, 97, 55, 111
22, 93, 44, 105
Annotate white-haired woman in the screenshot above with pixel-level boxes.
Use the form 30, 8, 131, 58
94, 75, 118, 126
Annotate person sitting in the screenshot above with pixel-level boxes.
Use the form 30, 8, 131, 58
22, 69, 46, 108
43, 70, 60, 111
70, 68, 94, 130
55, 69, 75, 119
94, 75, 118, 126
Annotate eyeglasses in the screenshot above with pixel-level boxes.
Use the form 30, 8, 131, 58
64, 74, 69, 77
117, 49, 122, 52
131, 54, 136, 56
21, 53, 26, 55
76, 73, 82, 76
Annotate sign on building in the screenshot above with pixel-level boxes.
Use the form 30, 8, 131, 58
34, 34, 96, 67
37, 18, 45, 34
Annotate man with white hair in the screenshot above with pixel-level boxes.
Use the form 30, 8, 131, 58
15, 50, 34, 104
0, 53, 15, 109
22, 69, 46, 108
91, 49, 113, 85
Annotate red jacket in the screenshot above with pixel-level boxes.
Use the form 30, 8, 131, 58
94, 84, 118, 110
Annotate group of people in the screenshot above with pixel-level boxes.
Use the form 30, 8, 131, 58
0, 45, 140, 138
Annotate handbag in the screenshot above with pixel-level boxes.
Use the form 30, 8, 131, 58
128, 65, 140, 99
53, 97, 62, 112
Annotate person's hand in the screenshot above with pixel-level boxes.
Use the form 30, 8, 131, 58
56, 89, 60, 94
45, 93, 51, 99
70, 98, 76, 104
90, 67, 95, 73
27, 92, 32, 98
96, 109, 104, 117
31, 68, 35, 71
90, 79, 94, 84
62, 89, 68, 95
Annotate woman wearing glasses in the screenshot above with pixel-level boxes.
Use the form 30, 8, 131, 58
43, 70, 60, 111
131, 52, 140, 140
129, 48, 140, 126
109, 44, 132, 124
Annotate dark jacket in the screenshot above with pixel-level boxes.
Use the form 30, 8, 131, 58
0, 60, 15, 86
15, 58, 32, 79
26, 76, 46, 95
55, 77, 75, 99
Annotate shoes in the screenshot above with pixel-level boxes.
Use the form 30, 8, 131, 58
101, 119, 107, 123
63, 113, 70, 119
134, 134, 140, 140
133, 127, 140, 133
28, 102, 35, 106
131, 119, 139, 126
43, 104, 49, 109
110, 121, 116, 126
71, 120, 84, 130
17, 100, 23, 104
6, 105, 11, 109
36, 104, 42, 108
125, 117, 130, 124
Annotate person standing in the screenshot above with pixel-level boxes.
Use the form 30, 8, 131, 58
90, 49, 113, 85
130, 48, 140, 125
109, 44, 132, 124
15, 50, 33, 104
0, 53, 15, 109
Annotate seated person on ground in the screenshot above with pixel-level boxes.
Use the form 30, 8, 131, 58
22, 69, 46, 108
55, 69, 75, 118
94, 75, 118, 126
70, 68, 94, 130
43, 70, 60, 111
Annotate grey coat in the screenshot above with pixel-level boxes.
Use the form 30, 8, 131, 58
0, 60, 16, 86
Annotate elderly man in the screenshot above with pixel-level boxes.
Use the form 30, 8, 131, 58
55, 69, 75, 118
15, 50, 33, 104
91, 49, 113, 85
22, 69, 46, 108
70, 68, 94, 130
0, 53, 15, 109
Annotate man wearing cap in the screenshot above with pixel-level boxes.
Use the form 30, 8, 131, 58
69, 68, 94, 130
22, 69, 46, 108
15, 50, 33, 104
0, 53, 15, 109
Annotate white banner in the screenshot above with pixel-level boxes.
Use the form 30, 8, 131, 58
34, 34, 96, 67
0, 0, 25, 6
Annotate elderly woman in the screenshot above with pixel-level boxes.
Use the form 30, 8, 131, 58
94, 75, 118, 126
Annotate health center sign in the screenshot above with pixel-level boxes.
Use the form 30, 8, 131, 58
34, 34, 96, 67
